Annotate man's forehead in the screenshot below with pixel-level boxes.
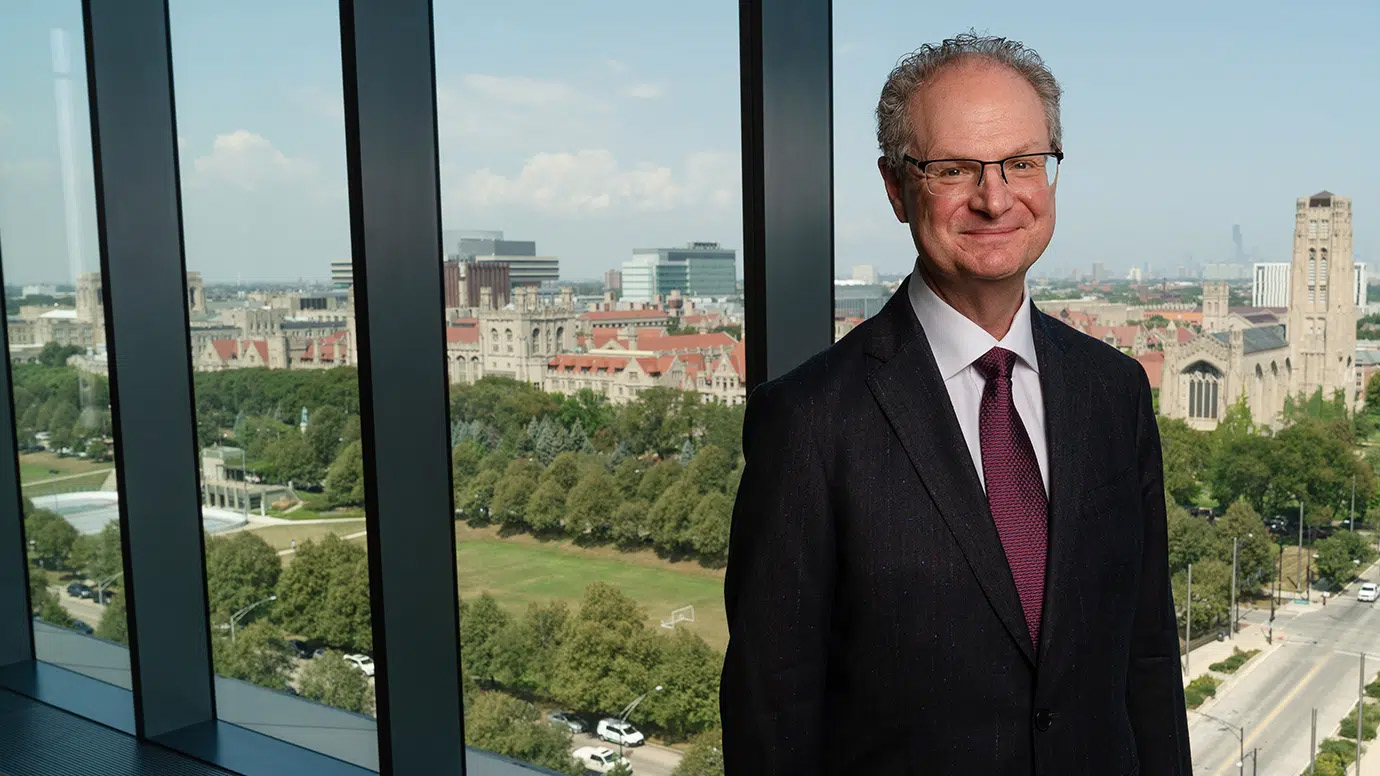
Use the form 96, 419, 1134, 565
922, 139, 1045, 160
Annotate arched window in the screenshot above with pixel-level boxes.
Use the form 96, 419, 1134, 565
1184, 361, 1224, 420
490, 328, 499, 353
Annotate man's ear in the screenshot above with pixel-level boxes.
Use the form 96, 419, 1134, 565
878, 157, 908, 224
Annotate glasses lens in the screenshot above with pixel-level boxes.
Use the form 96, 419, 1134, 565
923, 160, 982, 196
1003, 154, 1059, 190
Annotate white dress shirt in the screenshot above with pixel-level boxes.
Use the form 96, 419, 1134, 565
907, 268, 1050, 495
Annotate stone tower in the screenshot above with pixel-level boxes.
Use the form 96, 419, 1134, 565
1286, 191, 1355, 402
1201, 281, 1230, 333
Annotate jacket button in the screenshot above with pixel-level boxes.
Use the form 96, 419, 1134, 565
1034, 709, 1054, 731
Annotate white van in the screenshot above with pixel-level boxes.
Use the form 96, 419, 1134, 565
596, 718, 645, 747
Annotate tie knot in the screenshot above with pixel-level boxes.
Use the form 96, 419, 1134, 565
973, 346, 1018, 382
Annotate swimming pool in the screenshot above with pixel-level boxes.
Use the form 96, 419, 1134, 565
35, 492, 248, 535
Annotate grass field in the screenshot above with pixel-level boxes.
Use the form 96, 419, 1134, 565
456, 534, 729, 651
244, 520, 367, 551
20, 470, 112, 497
19, 452, 109, 483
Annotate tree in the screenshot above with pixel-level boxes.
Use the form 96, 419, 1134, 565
1156, 417, 1208, 506
304, 405, 348, 468
645, 629, 723, 739
96, 592, 128, 644
324, 440, 365, 507
566, 469, 619, 538
460, 593, 514, 684
685, 445, 733, 495
85, 438, 109, 462
489, 600, 569, 696
525, 479, 567, 533
275, 534, 371, 651
637, 460, 683, 503
1213, 499, 1275, 592
1172, 558, 1230, 633
672, 729, 725, 776
617, 388, 698, 457
205, 532, 281, 624
552, 583, 660, 715
649, 479, 701, 554
463, 692, 582, 775
609, 499, 651, 547
262, 431, 321, 486
25, 508, 78, 569
490, 459, 541, 527
38, 596, 75, 629
689, 492, 732, 564
212, 621, 294, 691
298, 650, 374, 715
458, 469, 500, 524
451, 440, 485, 494
1206, 434, 1276, 517
37, 342, 83, 368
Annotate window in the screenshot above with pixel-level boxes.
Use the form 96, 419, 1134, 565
167, 0, 379, 764
0, 4, 132, 690
434, 2, 744, 771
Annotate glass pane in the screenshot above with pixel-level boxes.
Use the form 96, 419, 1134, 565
0, 1, 133, 691
167, 1, 378, 767
434, 3, 743, 772
833, 6, 1378, 775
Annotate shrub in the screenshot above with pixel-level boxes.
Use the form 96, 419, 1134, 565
1337, 701, 1379, 741
1209, 647, 1261, 674
1184, 675, 1219, 709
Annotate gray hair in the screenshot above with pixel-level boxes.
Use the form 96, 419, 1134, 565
876, 32, 1063, 169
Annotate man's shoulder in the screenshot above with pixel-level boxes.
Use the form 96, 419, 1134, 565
1036, 310, 1149, 390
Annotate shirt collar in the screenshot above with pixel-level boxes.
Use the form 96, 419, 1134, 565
906, 261, 1040, 381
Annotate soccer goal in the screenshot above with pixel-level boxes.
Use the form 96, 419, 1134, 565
660, 605, 695, 629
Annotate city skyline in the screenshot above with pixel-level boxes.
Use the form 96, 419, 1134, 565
0, 1, 1376, 286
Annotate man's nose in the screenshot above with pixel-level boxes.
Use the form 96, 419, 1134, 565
968, 164, 1014, 217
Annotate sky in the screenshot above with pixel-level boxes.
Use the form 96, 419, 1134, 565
0, 0, 1377, 286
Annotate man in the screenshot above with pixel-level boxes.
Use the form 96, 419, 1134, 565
720, 33, 1190, 775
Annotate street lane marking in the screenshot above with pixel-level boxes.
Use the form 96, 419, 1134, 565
1211, 657, 1331, 776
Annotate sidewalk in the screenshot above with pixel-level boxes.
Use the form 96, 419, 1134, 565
1182, 618, 1278, 697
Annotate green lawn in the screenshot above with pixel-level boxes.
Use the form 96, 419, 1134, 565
20, 470, 112, 497
456, 538, 729, 651
245, 520, 368, 551
19, 452, 110, 482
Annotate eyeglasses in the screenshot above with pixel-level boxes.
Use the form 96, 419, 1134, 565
901, 151, 1064, 197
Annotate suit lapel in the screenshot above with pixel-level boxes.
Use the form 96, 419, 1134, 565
864, 280, 1036, 666
1030, 308, 1093, 671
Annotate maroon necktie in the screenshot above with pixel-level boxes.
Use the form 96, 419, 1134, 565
974, 346, 1048, 648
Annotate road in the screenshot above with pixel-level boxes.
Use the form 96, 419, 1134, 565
1189, 571, 1380, 776
49, 584, 109, 628
571, 732, 682, 776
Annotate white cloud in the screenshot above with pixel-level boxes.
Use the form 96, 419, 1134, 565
453, 149, 739, 217
603, 58, 628, 74
191, 130, 315, 191
462, 74, 577, 107
623, 83, 665, 100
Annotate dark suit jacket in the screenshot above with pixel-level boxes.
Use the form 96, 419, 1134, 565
720, 278, 1191, 775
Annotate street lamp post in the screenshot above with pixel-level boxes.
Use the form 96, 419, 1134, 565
614, 685, 663, 759
229, 595, 276, 643
96, 571, 122, 606
1195, 710, 1245, 776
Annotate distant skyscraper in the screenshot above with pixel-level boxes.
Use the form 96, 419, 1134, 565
622, 242, 737, 302
1233, 224, 1246, 261
1252, 262, 1290, 307
330, 260, 352, 289
1127, 267, 1143, 283
604, 269, 623, 292
443, 260, 462, 308
1287, 190, 1355, 399
851, 264, 879, 284
1090, 262, 1105, 282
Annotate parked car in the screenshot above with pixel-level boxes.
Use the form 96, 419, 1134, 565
312, 647, 327, 659
546, 711, 585, 734
70, 620, 93, 635
342, 653, 375, 677
572, 746, 632, 774
1358, 583, 1378, 603
66, 582, 93, 599
287, 639, 314, 659
596, 718, 644, 747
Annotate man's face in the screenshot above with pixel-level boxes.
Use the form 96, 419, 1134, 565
880, 61, 1056, 285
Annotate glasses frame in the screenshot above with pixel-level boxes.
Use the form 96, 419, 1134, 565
901, 150, 1064, 196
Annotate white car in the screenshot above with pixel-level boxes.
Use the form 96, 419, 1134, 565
596, 718, 645, 747
1358, 583, 1379, 603
572, 746, 632, 774
342, 653, 375, 677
